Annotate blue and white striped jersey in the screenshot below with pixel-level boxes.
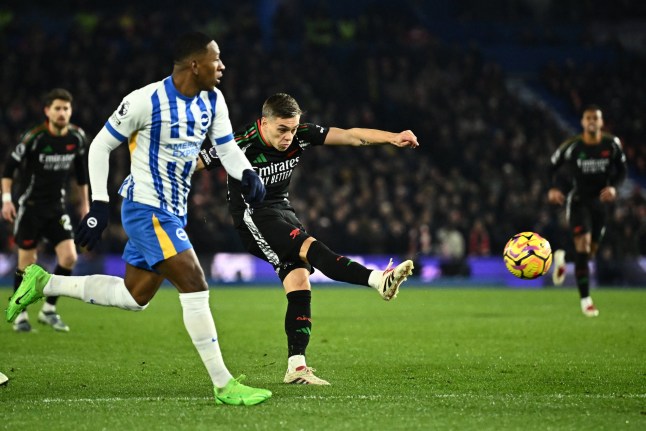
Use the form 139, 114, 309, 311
104, 76, 234, 216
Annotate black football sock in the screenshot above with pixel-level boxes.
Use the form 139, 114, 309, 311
306, 240, 371, 286
45, 265, 72, 306
574, 252, 590, 298
285, 290, 312, 357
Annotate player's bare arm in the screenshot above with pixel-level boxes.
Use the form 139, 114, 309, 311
324, 127, 419, 148
77, 184, 90, 217
547, 187, 565, 205
599, 186, 617, 203
1, 177, 16, 222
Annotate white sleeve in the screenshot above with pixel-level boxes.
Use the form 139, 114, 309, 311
214, 140, 252, 180
88, 127, 123, 202
206, 89, 235, 146
207, 89, 251, 180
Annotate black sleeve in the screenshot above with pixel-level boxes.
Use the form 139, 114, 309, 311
2, 154, 19, 179
198, 138, 223, 171
296, 123, 329, 147
2, 140, 26, 179
609, 137, 627, 188
548, 139, 572, 192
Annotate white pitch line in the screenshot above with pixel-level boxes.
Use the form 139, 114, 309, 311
38, 393, 646, 403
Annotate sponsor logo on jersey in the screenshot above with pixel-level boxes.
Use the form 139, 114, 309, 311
165, 142, 199, 158
257, 157, 300, 185
576, 158, 610, 174
38, 153, 76, 171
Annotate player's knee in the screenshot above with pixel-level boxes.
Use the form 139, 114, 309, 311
299, 237, 316, 261
58, 255, 77, 269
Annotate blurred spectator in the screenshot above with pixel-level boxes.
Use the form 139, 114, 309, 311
0, 0, 643, 289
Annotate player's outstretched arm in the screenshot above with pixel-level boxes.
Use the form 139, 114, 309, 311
324, 127, 419, 148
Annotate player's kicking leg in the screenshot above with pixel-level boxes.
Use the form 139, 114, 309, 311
374, 259, 415, 300
304, 239, 414, 300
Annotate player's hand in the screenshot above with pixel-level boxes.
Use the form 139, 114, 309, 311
548, 188, 565, 205
241, 169, 266, 205
75, 201, 109, 250
600, 186, 617, 203
393, 130, 419, 148
1, 202, 16, 222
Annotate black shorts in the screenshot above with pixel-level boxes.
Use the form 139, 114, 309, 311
14, 205, 73, 249
566, 195, 607, 242
234, 203, 313, 281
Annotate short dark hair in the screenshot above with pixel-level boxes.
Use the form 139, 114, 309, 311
44, 88, 73, 107
583, 104, 602, 114
262, 93, 303, 119
172, 32, 213, 63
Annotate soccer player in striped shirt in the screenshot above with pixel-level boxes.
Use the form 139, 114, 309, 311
7, 32, 271, 406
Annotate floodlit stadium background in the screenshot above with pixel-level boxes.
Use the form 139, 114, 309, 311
1, 0, 645, 286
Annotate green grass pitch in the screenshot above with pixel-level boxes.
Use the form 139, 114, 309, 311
1, 286, 645, 430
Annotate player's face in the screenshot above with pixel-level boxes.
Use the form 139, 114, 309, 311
262, 116, 300, 151
195, 41, 225, 90
44, 99, 72, 130
581, 109, 603, 134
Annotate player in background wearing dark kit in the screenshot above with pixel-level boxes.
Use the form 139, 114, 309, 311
1, 88, 89, 332
548, 105, 627, 317
199, 93, 418, 384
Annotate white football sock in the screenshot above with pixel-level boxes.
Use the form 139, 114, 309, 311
15, 310, 28, 323
288, 354, 307, 372
368, 271, 382, 290
179, 291, 233, 388
43, 275, 146, 311
41, 302, 56, 313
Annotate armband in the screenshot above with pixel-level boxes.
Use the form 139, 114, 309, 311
198, 147, 221, 171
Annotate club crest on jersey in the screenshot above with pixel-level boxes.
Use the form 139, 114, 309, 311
117, 101, 130, 117
200, 112, 210, 135
176, 228, 188, 241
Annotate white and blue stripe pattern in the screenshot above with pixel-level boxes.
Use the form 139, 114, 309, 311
105, 77, 235, 216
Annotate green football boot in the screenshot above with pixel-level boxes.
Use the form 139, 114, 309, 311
214, 375, 272, 406
6, 264, 51, 323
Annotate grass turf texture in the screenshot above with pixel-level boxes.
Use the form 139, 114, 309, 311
1, 286, 645, 430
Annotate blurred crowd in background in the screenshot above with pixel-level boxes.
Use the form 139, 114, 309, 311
0, 0, 645, 283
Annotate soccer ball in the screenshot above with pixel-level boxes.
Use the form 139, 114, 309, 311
503, 232, 553, 279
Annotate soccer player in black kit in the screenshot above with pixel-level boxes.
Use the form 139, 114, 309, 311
548, 105, 627, 317
1, 88, 89, 332
199, 93, 417, 384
